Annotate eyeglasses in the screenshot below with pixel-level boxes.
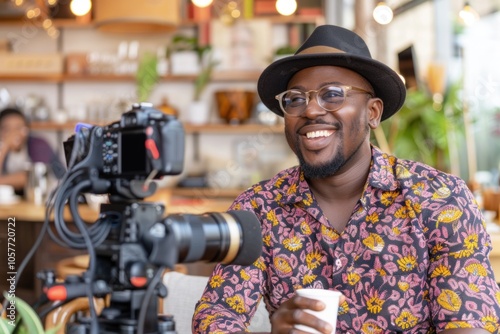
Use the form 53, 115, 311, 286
275, 84, 374, 117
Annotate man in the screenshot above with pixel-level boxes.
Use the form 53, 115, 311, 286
0, 108, 65, 191
192, 25, 500, 333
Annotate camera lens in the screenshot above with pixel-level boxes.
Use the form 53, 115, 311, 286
165, 210, 262, 266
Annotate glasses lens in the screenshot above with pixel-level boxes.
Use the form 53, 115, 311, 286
318, 86, 345, 111
281, 90, 307, 115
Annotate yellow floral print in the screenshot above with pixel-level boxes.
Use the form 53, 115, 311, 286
199, 313, 220, 331
464, 234, 478, 250
302, 274, 316, 285
363, 233, 385, 252
411, 182, 425, 195
209, 275, 224, 288
395, 310, 418, 329
302, 193, 313, 206
267, 210, 279, 226
251, 198, 258, 209
226, 295, 246, 313
300, 221, 312, 235
437, 289, 462, 312
347, 272, 361, 285
431, 243, 444, 255
283, 236, 302, 251
430, 264, 451, 278
306, 251, 322, 270
361, 322, 383, 334
263, 234, 271, 247
381, 191, 399, 206
396, 164, 412, 178
287, 183, 297, 195
321, 225, 340, 240
395, 206, 408, 219
432, 186, 451, 199
436, 207, 463, 228
338, 300, 349, 315
274, 257, 292, 274
253, 185, 262, 193
444, 321, 473, 329
397, 255, 417, 272
465, 263, 488, 277
398, 281, 410, 292
240, 269, 250, 281
274, 177, 285, 188
451, 249, 474, 259
469, 283, 480, 292
366, 212, 379, 224
482, 315, 499, 333
254, 258, 266, 271
366, 294, 385, 314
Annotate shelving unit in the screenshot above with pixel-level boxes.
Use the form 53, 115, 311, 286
30, 120, 284, 134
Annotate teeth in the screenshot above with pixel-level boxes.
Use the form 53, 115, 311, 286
306, 130, 333, 139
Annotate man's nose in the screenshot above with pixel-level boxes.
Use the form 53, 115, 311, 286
303, 96, 327, 118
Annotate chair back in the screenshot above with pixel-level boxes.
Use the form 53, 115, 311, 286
162, 272, 271, 333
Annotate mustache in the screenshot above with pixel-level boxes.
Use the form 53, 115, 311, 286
298, 119, 342, 131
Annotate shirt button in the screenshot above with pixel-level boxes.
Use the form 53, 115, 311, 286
335, 258, 342, 268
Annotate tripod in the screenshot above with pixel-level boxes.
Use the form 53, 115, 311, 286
45, 201, 179, 334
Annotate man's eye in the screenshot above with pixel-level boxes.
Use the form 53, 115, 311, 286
321, 89, 343, 102
286, 94, 306, 107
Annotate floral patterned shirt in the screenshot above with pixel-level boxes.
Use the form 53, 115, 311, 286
192, 146, 500, 333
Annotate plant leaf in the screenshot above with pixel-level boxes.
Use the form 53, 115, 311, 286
3, 294, 45, 334
0, 317, 14, 334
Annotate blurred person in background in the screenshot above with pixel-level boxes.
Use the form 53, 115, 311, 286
0, 107, 65, 193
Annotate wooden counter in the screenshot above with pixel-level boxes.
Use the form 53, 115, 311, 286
0, 191, 234, 303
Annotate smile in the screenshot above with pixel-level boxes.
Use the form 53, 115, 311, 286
305, 130, 334, 139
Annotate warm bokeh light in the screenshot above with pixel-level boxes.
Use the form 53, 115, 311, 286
276, 0, 297, 16
459, 2, 480, 26
192, 0, 213, 8
373, 2, 393, 25
43, 19, 53, 29
70, 0, 92, 16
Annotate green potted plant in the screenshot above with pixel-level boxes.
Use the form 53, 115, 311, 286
1, 294, 60, 334
136, 52, 159, 103
188, 50, 218, 125
371, 80, 465, 174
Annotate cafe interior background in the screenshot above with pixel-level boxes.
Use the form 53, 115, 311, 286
0, 0, 500, 296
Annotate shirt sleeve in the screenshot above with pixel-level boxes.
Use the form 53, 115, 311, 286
192, 191, 268, 333
426, 176, 500, 332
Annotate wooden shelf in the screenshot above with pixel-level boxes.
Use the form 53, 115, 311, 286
0, 71, 261, 83
30, 120, 284, 134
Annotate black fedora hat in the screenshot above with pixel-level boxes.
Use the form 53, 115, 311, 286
257, 25, 406, 121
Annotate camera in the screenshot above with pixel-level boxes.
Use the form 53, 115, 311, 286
39, 103, 262, 333
64, 102, 184, 180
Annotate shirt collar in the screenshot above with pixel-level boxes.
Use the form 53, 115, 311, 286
277, 145, 400, 207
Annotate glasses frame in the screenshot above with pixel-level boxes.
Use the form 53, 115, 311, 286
275, 85, 374, 117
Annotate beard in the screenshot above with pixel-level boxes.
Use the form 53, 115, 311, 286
294, 120, 370, 179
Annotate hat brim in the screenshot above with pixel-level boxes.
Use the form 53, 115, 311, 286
257, 53, 406, 121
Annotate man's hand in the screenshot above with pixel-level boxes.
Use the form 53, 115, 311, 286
270, 293, 345, 334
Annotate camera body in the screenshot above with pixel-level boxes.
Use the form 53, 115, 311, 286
65, 102, 184, 180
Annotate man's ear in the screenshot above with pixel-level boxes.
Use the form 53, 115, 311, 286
368, 98, 383, 129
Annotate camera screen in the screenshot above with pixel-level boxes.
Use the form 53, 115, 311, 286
120, 130, 147, 174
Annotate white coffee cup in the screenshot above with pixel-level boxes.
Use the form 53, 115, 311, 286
295, 288, 342, 334
0, 185, 14, 201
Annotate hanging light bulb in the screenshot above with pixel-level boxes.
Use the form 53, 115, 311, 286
459, 2, 480, 26
276, 0, 297, 16
192, 0, 213, 8
70, 0, 92, 16
373, 2, 393, 25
